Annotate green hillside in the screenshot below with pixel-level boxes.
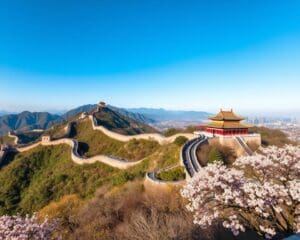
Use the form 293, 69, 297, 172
0, 144, 150, 215
0, 135, 15, 145
93, 107, 158, 135
0, 111, 62, 135
250, 126, 295, 147
0, 139, 181, 215
16, 131, 44, 144
0, 113, 182, 215
0, 106, 185, 231
72, 119, 159, 160
43, 121, 70, 139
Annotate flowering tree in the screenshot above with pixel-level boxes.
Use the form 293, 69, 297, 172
0, 214, 55, 240
181, 145, 300, 239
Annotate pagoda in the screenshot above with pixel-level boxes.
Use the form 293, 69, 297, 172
205, 109, 252, 136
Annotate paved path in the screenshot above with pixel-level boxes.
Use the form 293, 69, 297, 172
181, 135, 208, 178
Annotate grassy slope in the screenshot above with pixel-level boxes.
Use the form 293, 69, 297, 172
16, 131, 44, 144
73, 119, 159, 161
0, 110, 184, 215
0, 135, 15, 145
163, 126, 197, 137
154, 143, 181, 169
157, 166, 186, 181
43, 121, 69, 139
0, 144, 150, 215
94, 107, 157, 135
250, 126, 295, 147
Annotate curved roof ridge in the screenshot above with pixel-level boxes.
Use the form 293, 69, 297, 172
209, 109, 245, 121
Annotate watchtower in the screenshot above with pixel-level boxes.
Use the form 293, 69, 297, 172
42, 135, 52, 143
97, 101, 106, 111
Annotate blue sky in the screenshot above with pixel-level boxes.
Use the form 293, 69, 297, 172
0, 0, 300, 115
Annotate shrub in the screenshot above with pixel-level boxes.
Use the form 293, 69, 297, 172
250, 126, 295, 147
38, 195, 83, 239
174, 136, 188, 146
59, 183, 210, 240
207, 146, 222, 163
164, 128, 182, 137
157, 166, 186, 181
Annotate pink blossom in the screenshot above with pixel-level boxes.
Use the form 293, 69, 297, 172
0, 214, 56, 240
181, 145, 300, 238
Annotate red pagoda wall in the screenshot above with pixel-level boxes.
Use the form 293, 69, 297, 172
206, 128, 248, 135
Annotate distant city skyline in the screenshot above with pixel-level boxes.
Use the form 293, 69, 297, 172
1, 1, 300, 114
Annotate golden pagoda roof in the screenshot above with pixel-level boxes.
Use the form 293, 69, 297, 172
209, 109, 245, 121
205, 121, 253, 129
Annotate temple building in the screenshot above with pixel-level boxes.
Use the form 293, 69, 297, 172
205, 109, 252, 136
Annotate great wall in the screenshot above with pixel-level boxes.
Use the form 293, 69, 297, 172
0, 106, 260, 187
89, 115, 196, 144
0, 114, 197, 181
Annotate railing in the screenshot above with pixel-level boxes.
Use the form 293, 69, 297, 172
235, 136, 253, 156
181, 135, 208, 178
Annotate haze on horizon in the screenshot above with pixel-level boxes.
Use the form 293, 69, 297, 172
0, 0, 300, 116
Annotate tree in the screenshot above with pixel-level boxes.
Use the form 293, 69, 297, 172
0, 214, 56, 239
181, 145, 300, 239
207, 147, 222, 163
174, 136, 188, 146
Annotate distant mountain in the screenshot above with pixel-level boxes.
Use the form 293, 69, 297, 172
0, 111, 15, 116
62, 104, 156, 124
0, 111, 62, 135
0, 105, 211, 136
127, 108, 212, 122
62, 104, 97, 120
108, 105, 156, 124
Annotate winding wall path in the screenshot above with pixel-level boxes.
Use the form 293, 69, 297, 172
7, 132, 19, 145
16, 138, 143, 169
144, 171, 185, 188
89, 115, 196, 145
14, 116, 197, 170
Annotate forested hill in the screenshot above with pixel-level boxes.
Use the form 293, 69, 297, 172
93, 107, 158, 135
0, 111, 62, 135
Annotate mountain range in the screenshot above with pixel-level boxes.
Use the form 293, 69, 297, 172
0, 104, 210, 135
0, 111, 61, 135
128, 108, 211, 122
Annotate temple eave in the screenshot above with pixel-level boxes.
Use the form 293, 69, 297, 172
205, 124, 252, 129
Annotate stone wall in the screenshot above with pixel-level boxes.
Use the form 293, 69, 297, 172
241, 134, 261, 147
16, 138, 144, 169
7, 132, 19, 145
0, 150, 7, 165
89, 115, 196, 145
144, 172, 185, 190
217, 134, 261, 157
14, 115, 198, 170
